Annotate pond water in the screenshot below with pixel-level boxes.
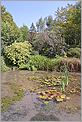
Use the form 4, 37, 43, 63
1, 70, 81, 121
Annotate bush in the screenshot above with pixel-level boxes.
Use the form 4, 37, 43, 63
19, 63, 37, 71
67, 48, 81, 58
23, 55, 62, 71
28, 55, 49, 70
48, 55, 62, 71
3, 41, 32, 67
58, 58, 81, 72
1, 56, 10, 72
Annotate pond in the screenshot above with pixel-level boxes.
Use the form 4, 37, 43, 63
1, 70, 81, 121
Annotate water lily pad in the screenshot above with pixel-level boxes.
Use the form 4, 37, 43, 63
60, 94, 66, 99
39, 95, 48, 100
55, 96, 63, 102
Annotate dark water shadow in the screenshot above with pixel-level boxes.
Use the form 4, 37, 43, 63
30, 113, 60, 121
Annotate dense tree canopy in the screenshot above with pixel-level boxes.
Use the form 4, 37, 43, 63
20, 25, 29, 41
32, 31, 65, 57
54, 2, 81, 48
45, 15, 54, 31
36, 17, 45, 32
1, 1, 81, 60
1, 6, 22, 50
30, 23, 36, 32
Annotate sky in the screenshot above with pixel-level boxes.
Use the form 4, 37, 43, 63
2, 1, 77, 28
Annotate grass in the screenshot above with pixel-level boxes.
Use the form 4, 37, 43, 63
1, 83, 24, 112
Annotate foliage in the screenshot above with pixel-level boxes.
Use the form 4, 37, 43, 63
30, 23, 36, 32
36, 17, 45, 32
1, 2, 81, 70
1, 56, 10, 72
26, 55, 62, 71
45, 15, 54, 31
19, 63, 37, 71
27, 55, 49, 70
3, 42, 32, 67
38, 89, 69, 102
49, 55, 62, 71
18, 64, 28, 70
20, 25, 29, 41
54, 2, 81, 48
32, 32, 65, 57
67, 48, 81, 58
28, 32, 36, 45
1, 6, 22, 51
59, 58, 81, 72
60, 64, 69, 92
37, 75, 61, 87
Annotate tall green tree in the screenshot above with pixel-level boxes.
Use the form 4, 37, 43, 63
36, 17, 45, 32
30, 23, 36, 32
1, 6, 21, 50
45, 15, 54, 31
54, 2, 81, 48
20, 25, 29, 41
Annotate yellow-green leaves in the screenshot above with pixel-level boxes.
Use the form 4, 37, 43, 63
4, 42, 32, 67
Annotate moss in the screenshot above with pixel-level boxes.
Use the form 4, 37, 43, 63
1, 97, 12, 112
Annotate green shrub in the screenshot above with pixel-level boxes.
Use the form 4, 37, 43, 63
1, 56, 10, 72
3, 41, 32, 67
26, 55, 62, 71
19, 63, 37, 71
19, 64, 28, 70
67, 48, 81, 58
28, 55, 48, 70
30, 65, 37, 71
50, 56, 62, 71
19, 54, 63, 71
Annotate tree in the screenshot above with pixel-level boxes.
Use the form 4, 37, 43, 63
20, 25, 29, 41
45, 15, 54, 31
32, 32, 65, 57
30, 23, 36, 32
54, 2, 81, 48
36, 17, 45, 32
1, 6, 22, 49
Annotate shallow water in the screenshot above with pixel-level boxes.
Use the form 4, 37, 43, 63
1, 70, 81, 121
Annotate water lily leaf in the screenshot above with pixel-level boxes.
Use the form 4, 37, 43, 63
44, 79, 49, 82
70, 89, 76, 93
52, 82, 57, 86
56, 97, 63, 102
47, 97, 53, 100
49, 94, 56, 99
60, 94, 66, 99
39, 95, 48, 100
